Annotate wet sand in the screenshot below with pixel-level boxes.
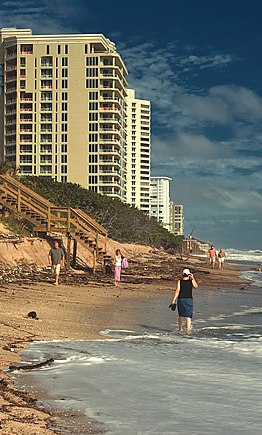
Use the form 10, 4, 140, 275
0, 259, 252, 434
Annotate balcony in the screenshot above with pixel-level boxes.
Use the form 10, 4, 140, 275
101, 72, 118, 78
40, 146, 52, 154
41, 80, 52, 89
20, 146, 32, 153
6, 119, 17, 126
40, 157, 52, 164
6, 130, 16, 136
20, 128, 32, 133
6, 87, 17, 94
20, 157, 32, 164
20, 97, 32, 102
20, 138, 32, 144
6, 51, 17, 59
5, 76, 17, 83
40, 116, 52, 123
6, 111, 17, 118
40, 166, 52, 175
20, 166, 33, 174
6, 98, 16, 105
20, 117, 32, 123
99, 107, 120, 114
101, 95, 119, 101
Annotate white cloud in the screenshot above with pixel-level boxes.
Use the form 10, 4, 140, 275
0, 0, 80, 34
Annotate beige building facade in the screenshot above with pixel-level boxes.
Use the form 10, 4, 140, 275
0, 27, 128, 200
126, 89, 151, 213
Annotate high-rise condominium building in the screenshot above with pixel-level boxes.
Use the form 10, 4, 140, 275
150, 176, 172, 229
169, 202, 184, 236
126, 89, 151, 213
0, 27, 128, 200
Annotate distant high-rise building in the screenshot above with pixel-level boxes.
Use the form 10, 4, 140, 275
0, 27, 128, 200
169, 202, 184, 236
150, 176, 172, 229
126, 89, 151, 213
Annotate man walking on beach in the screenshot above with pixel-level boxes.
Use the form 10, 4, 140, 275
48, 240, 64, 285
208, 245, 217, 269
218, 248, 227, 270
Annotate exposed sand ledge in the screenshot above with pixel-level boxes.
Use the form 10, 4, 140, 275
0, 246, 252, 433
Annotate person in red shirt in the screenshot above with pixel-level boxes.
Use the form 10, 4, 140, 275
208, 245, 217, 269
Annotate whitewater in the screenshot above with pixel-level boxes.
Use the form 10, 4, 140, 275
13, 249, 261, 434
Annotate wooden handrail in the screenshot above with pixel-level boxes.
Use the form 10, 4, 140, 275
0, 174, 108, 261
72, 208, 108, 236
0, 174, 54, 206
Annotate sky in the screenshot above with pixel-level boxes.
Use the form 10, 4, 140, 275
1, 0, 262, 249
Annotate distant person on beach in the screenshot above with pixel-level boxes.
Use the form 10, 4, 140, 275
208, 245, 217, 268
113, 249, 122, 286
48, 240, 64, 285
218, 249, 227, 270
170, 268, 198, 333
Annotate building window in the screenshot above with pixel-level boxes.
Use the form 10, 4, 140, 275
65, 45, 68, 55
89, 112, 98, 121
89, 123, 98, 131
61, 165, 67, 173
89, 155, 98, 163
46, 45, 50, 55
62, 80, 68, 89
58, 45, 61, 55
89, 91, 98, 100
86, 68, 98, 77
20, 58, 26, 67
61, 155, 67, 163
89, 143, 98, 152
61, 176, 67, 183
62, 92, 68, 100
21, 44, 33, 54
62, 57, 68, 67
89, 165, 98, 173
62, 69, 68, 78
61, 133, 67, 142
89, 134, 98, 141
89, 102, 98, 110
61, 123, 67, 132
62, 102, 68, 111
86, 79, 98, 88
86, 57, 98, 66
89, 176, 98, 184
62, 113, 67, 122
61, 144, 67, 153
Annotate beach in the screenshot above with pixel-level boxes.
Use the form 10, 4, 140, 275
0, 249, 256, 434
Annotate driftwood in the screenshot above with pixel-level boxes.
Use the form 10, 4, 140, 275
9, 357, 54, 372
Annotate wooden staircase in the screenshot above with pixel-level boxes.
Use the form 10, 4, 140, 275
0, 173, 111, 272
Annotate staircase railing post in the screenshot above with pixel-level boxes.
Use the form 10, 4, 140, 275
66, 234, 71, 270
17, 187, 21, 212
104, 233, 107, 254
93, 248, 97, 274
47, 206, 51, 232
67, 208, 71, 232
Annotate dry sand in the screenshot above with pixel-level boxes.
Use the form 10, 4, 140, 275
0, 233, 251, 434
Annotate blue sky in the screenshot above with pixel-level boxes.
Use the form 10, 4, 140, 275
1, 0, 262, 249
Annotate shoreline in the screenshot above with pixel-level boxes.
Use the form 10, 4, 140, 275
0, 259, 254, 434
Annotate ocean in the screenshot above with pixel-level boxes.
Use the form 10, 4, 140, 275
14, 249, 262, 434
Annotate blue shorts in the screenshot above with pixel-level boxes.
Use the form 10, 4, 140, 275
177, 298, 193, 318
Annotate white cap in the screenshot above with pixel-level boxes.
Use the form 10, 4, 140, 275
183, 268, 191, 275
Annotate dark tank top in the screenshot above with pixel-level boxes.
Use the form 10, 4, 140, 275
178, 279, 193, 299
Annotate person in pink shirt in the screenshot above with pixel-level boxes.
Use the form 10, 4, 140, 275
208, 245, 217, 269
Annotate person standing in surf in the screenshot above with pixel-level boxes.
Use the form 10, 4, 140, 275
170, 268, 198, 333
